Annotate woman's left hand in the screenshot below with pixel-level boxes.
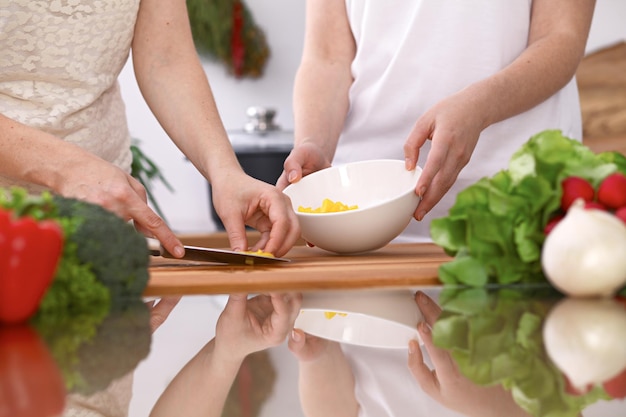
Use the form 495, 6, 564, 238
403, 91, 485, 222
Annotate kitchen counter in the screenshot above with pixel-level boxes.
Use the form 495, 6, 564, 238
2, 237, 625, 417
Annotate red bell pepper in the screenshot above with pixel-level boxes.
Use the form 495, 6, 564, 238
0, 325, 66, 417
0, 209, 64, 324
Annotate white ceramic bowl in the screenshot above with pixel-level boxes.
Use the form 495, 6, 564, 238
294, 290, 423, 349
282, 159, 422, 254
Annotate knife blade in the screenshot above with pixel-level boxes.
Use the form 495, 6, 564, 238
153, 244, 290, 265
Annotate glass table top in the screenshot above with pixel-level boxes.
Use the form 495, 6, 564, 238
2, 283, 625, 417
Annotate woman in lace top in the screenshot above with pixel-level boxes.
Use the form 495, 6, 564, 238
0, 0, 300, 258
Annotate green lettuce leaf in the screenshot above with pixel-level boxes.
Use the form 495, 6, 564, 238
431, 130, 626, 287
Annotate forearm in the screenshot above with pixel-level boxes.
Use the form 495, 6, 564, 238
298, 342, 359, 417
150, 339, 244, 417
132, 0, 242, 185
293, 0, 355, 161
0, 114, 102, 191
460, 0, 595, 131
292, 60, 351, 160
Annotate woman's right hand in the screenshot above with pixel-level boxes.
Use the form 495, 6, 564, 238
59, 157, 185, 258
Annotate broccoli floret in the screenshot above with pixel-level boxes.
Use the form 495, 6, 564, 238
33, 299, 151, 395
52, 196, 151, 306
72, 299, 152, 395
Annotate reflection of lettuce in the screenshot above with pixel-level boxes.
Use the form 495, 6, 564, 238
32, 300, 151, 396
430, 130, 626, 295
432, 287, 608, 417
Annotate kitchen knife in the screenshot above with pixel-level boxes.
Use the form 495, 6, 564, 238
152, 244, 290, 265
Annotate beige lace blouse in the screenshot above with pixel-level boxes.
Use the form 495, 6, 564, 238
0, 0, 141, 192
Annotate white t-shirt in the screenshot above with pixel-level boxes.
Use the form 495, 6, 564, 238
335, 0, 582, 242
0, 1, 140, 193
343, 343, 468, 417
334, 2, 582, 415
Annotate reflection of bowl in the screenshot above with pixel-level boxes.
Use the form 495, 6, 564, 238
282, 159, 422, 254
294, 290, 422, 349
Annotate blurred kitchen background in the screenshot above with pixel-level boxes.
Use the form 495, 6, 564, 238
119, 0, 626, 235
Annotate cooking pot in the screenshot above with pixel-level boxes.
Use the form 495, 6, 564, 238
209, 107, 294, 230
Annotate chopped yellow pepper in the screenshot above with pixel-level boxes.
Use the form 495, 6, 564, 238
324, 311, 348, 319
298, 198, 359, 213
241, 249, 275, 258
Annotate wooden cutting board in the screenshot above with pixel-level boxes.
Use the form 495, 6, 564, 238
146, 242, 450, 296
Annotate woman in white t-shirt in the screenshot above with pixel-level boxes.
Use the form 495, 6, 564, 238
278, 0, 594, 243
281, 0, 596, 416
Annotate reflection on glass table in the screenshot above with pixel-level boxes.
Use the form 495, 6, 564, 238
432, 286, 626, 417
2, 288, 626, 417
1, 298, 154, 417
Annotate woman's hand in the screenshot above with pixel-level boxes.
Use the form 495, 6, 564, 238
276, 142, 333, 191
408, 291, 532, 417
211, 173, 301, 258
55, 152, 186, 258
403, 91, 485, 222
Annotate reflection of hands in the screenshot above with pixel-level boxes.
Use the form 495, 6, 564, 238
276, 142, 332, 190
408, 291, 532, 417
403, 92, 484, 221
145, 296, 181, 333
214, 293, 302, 362
211, 173, 301, 257
288, 329, 359, 417
150, 293, 300, 417
288, 328, 336, 361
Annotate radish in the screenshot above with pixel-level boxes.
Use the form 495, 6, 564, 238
597, 173, 626, 209
560, 176, 595, 211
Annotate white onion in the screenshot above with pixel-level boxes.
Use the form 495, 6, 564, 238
541, 199, 626, 297
543, 297, 626, 390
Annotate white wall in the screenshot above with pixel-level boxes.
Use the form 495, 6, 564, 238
119, 0, 626, 235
